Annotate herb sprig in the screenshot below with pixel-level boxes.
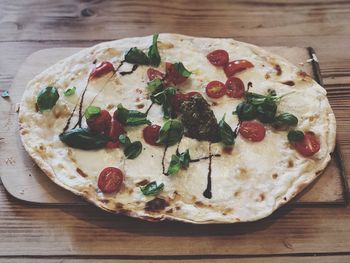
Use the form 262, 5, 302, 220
167, 149, 190, 175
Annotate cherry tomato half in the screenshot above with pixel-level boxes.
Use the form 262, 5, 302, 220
106, 120, 126, 142
225, 76, 245, 98
206, 50, 229, 67
89, 61, 115, 80
98, 167, 123, 193
147, 68, 165, 81
165, 62, 188, 85
143, 124, 161, 146
293, 131, 320, 157
86, 109, 112, 133
224, 60, 254, 77
239, 121, 266, 142
205, 81, 226, 99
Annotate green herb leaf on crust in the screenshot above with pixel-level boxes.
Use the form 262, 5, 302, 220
59, 128, 108, 150
288, 130, 304, 142
124, 141, 142, 159
140, 181, 164, 196
84, 106, 101, 120
156, 119, 184, 146
37, 86, 59, 112
64, 87, 76, 97
173, 62, 192, 77
167, 149, 190, 175
148, 34, 161, 67
116, 104, 150, 126
124, 47, 150, 65
218, 114, 235, 145
274, 112, 298, 127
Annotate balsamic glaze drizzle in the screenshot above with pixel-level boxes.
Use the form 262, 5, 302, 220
145, 102, 154, 115
203, 143, 213, 199
120, 64, 139, 76
161, 146, 168, 175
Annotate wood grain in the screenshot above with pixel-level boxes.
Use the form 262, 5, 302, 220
0, 185, 350, 256
0, 256, 349, 263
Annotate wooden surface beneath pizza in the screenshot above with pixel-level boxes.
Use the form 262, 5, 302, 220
1, 0, 350, 262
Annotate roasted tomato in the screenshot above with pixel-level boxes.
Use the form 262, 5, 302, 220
106, 120, 126, 142
206, 49, 229, 67
143, 124, 161, 146
98, 167, 123, 193
147, 68, 165, 81
165, 62, 188, 85
224, 60, 254, 77
293, 131, 320, 157
225, 76, 245, 98
86, 110, 112, 133
205, 81, 226, 99
239, 121, 266, 142
89, 61, 115, 80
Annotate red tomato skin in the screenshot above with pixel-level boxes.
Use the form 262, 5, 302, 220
224, 60, 254, 77
225, 77, 245, 98
239, 121, 266, 142
170, 91, 201, 112
147, 68, 165, 81
206, 50, 229, 66
105, 141, 120, 149
87, 110, 112, 133
98, 167, 123, 193
165, 62, 188, 85
143, 124, 161, 146
89, 61, 115, 80
183, 91, 201, 100
293, 132, 320, 157
205, 81, 227, 98
106, 120, 126, 142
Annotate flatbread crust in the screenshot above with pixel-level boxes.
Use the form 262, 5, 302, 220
19, 34, 336, 224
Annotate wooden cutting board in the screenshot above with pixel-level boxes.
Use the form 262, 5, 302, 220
0, 46, 347, 206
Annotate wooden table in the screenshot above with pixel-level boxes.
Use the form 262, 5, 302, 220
1, 0, 350, 262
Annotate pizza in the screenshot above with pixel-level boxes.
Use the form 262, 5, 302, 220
18, 34, 336, 224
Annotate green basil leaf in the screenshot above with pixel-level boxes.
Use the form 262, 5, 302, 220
37, 86, 59, 112
167, 149, 190, 175
256, 100, 277, 123
118, 134, 131, 146
288, 130, 304, 142
148, 34, 161, 67
173, 62, 192, 77
178, 149, 190, 168
156, 119, 184, 146
84, 106, 101, 120
124, 47, 150, 65
140, 181, 164, 196
167, 154, 181, 175
218, 115, 235, 145
147, 78, 164, 94
1, 90, 9, 98
235, 101, 257, 121
59, 128, 108, 150
275, 112, 298, 127
64, 86, 76, 97
117, 104, 150, 126
124, 141, 142, 159
151, 87, 176, 119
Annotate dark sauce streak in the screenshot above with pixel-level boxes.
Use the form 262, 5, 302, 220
190, 154, 220, 163
203, 143, 213, 199
161, 146, 168, 175
73, 82, 89, 129
116, 60, 125, 71
120, 64, 138, 76
63, 104, 78, 132
145, 102, 154, 115
247, 81, 253, 92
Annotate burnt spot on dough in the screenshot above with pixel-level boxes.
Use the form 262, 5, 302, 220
272, 173, 278, 179
222, 208, 233, 216
100, 199, 109, 204
106, 104, 114, 110
297, 70, 308, 78
157, 41, 174, 49
237, 168, 248, 180
288, 159, 294, 168
212, 101, 218, 106
274, 64, 282, 76
222, 146, 233, 155
115, 202, 124, 209
145, 198, 169, 212
137, 104, 145, 109
194, 201, 205, 208
136, 88, 143, 94
259, 193, 265, 201
76, 168, 88, 178
166, 208, 174, 214
175, 205, 181, 211
135, 179, 149, 186
282, 81, 295, 86
265, 73, 271, 79
128, 188, 133, 194
234, 191, 240, 197
283, 197, 287, 201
